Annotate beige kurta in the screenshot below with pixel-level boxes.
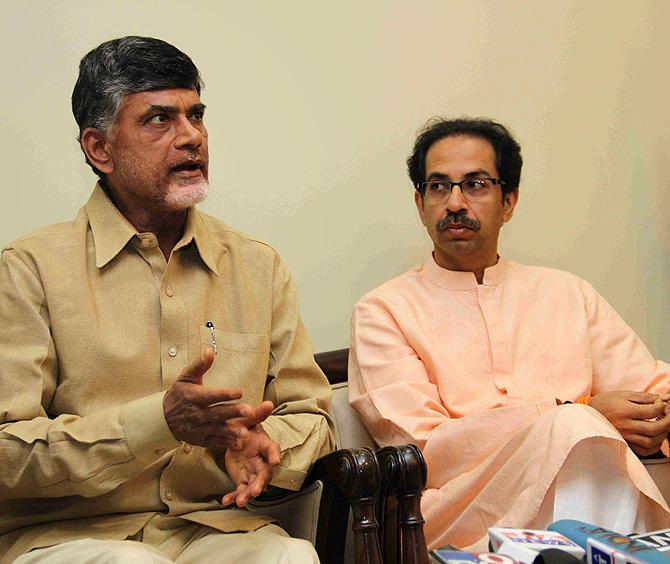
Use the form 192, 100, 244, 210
0, 184, 335, 562
349, 256, 670, 549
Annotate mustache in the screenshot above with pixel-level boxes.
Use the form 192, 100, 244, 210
437, 212, 480, 232
169, 153, 208, 170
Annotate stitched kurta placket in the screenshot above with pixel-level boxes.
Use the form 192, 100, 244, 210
476, 278, 512, 396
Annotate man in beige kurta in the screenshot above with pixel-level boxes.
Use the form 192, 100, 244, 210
349, 117, 670, 551
0, 36, 335, 563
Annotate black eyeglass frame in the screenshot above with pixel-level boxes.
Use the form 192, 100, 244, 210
416, 177, 505, 196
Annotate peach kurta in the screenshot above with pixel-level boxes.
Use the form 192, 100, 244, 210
349, 256, 670, 549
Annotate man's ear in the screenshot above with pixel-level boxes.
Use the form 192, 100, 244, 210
414, 189, 427, 226
80, 128, 114, 175
502, 189, 518, 223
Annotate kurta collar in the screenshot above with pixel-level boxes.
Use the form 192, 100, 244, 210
85, 183, 219, 274
421, 253, 508, 289
174, 206, 220, 275
85, 183, 137, 269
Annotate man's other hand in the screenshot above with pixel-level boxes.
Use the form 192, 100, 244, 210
222, 426, 281, 507
589, 390, 670, 456
164, 347, 256, 450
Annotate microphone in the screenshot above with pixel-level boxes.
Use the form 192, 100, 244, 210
488, 528, 585, 563
630, 529, 670, 553
430, 548, 517, 564
548, 519, 667, 564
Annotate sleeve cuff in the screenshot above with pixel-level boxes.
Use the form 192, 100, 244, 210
267, 465, 308, 491
122, 391, 179, 463
260, 417, 309, 491
260, 415, 310, 453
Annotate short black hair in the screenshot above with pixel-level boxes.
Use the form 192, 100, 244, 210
407, 117, 522, 197
72, 36, 203, 176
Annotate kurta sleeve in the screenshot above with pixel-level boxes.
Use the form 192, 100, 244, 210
0, 248, 178, 500
349, 295, 556, 489
581, 278, 670, 394
259, 256, 336, 491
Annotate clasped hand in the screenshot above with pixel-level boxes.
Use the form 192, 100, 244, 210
163, 348, 280, 505
589, 390, 670, 456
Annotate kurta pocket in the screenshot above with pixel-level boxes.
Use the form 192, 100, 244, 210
197, 326, 270, 406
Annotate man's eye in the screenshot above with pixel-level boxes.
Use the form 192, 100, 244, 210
464, 179, 487, 190
148, 114, 168, 124
430, 182, 449, 192
191, 112, 204, 121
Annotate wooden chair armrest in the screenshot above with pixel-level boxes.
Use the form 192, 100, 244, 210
306, 446, 383, 564
377, 444, 430, 564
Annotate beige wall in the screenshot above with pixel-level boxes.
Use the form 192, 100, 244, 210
1, 0, 668, 357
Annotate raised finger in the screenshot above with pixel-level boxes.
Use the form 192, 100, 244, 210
252, 401, 275, 423
205, 401, 254, 421
235, 401, 275, 428
177, 348, 215, 385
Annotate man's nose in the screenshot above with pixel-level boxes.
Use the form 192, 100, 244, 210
445, 185, 468, 212
174, 117, 204, 149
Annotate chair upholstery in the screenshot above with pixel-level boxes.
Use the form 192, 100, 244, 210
331, 381, 375, 450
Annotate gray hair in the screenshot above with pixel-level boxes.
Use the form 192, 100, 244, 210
71, 36, 203, 175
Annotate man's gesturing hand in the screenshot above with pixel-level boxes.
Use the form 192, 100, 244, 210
163, 348, 255, 450
589, 390, 670, 456
222, 426, 281, 508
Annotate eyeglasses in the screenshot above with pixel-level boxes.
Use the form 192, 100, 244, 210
418, 177, 505, 204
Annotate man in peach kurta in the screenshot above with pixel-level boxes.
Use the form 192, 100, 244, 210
349, 118, 670, 551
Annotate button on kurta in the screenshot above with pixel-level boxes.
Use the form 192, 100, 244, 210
165, 286, 174, 297
164, 490, 173, 501
183, 443, 192, 454
168, 346, 177, 357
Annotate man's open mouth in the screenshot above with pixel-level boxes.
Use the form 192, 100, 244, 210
171, 162, 202, 173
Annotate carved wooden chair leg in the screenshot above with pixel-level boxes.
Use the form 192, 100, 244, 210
377, 444, 430, 564
308, 447, 383, 564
